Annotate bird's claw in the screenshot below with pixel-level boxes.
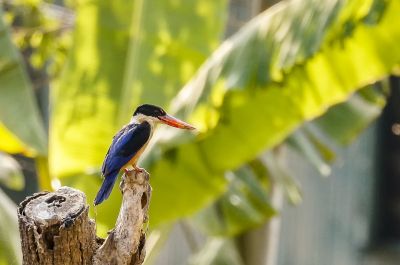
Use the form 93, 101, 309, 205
124, 167, 143, 175
134, 166, 144, 173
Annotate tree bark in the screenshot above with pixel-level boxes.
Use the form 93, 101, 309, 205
18, 169, 151, 265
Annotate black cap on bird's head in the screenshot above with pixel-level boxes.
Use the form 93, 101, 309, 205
133, 104, 195, 130
134, 104, 166, 117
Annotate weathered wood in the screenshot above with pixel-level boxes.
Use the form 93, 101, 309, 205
18, 169, 151, 265
93, 169, 151, 265
18, 187, 96, 265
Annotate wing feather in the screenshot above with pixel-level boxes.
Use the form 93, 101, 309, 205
101, 122, 151, 177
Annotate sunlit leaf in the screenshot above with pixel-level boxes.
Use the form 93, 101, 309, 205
50, 0, 135, 178
35, 155, 51, 191
50, 0, 227, 176
0, 8, 47, 155
148, 0, 400, 225
49, 0, 227, 229
119, 0, 228, 123
0, 122, 27, 154
171, 0, 399, 171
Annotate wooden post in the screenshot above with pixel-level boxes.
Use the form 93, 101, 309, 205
17, 169, 151, 265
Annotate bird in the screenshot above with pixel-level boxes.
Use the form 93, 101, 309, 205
94, 104, 195, 205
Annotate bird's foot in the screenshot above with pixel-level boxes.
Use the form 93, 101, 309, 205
124, 168, 133, 175
124, 167, 144, 176
134, 166, 144, 173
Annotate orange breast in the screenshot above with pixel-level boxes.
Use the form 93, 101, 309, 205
122, 142, 148, 169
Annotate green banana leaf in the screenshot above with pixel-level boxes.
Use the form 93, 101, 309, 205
193, 84, 386, 237
50, 0, 135, 178
188, 237, 244, 265
193, 165, 275, 236
50, 0, 400, 229
50, 0, 227, 229
312, 83, 387, 145
0, 189, 21, 265
147, 0, 400, 226
286, 84, 385, 176
0, 8, 46, 155
118, 0, 228, 124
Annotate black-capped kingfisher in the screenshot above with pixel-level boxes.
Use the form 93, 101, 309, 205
94, 104, 195, 205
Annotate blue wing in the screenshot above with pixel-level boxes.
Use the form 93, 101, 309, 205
102, 121, 151, 176
94, 121, 151, 205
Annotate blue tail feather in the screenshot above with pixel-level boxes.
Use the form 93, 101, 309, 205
94, 172, 118, 205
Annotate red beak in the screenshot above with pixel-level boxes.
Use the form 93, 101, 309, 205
158, 114, 195, 130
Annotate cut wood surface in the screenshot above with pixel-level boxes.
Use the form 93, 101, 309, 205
18, 169, 151, 265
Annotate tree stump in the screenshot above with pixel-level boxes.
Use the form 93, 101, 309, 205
17, 169, 151, 265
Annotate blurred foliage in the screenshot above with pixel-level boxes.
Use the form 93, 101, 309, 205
0, 0, 399, 264
0, 7, 46, 155
148, 0, 400, 226
188, 83, 388, 262
188, 237, 244, 265
193, 165, 275, 236
313, 83, 388, 145
193, 84, 387, 238
49, 0, 228, 231
3, 0, 73, 78
0, 188, 21, 265
0, 152, 24, 190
